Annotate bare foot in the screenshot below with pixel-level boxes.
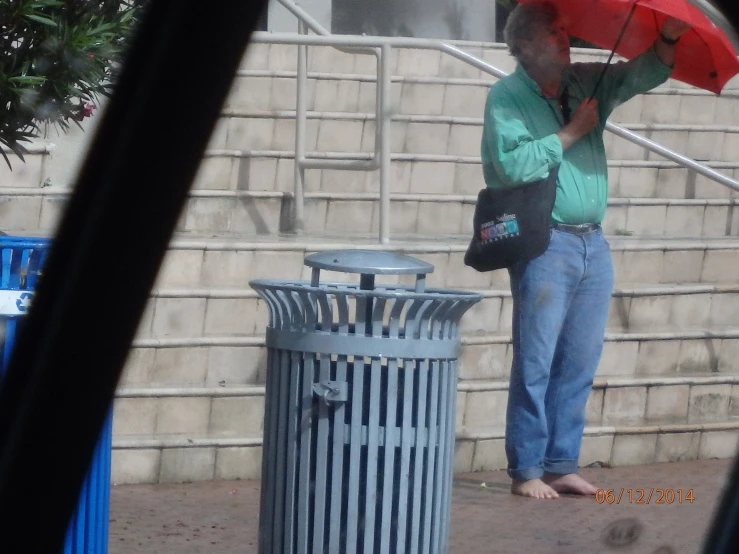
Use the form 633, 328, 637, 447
511, 478, 560, 499
543, 473, 597, 495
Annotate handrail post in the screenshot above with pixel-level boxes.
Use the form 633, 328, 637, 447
378, 43, 392, 245
293, 20, 308, 233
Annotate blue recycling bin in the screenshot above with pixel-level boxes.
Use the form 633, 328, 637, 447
0, 236, 112, 554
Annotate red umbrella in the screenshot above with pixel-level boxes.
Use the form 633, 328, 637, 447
518, 0, 739, 94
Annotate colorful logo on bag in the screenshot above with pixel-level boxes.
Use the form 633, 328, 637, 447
480, 213, 519, 242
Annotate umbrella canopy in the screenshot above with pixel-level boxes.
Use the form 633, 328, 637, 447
518, 0, 739, 94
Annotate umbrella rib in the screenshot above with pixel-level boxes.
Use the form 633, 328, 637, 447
589, 2, 638, 100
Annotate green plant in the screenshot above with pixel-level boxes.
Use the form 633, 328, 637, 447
0, 0, 146, 169
614, 228, 634, 236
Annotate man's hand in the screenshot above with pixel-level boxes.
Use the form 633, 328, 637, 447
661, 16, 692, 42
557, 99, 599, 151
655, 17, 691, 66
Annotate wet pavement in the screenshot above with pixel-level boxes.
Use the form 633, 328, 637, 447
109, 458, 733, 553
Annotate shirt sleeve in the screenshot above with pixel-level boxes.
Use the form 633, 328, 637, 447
483, 90, 563, 188
577, 45, 673, 120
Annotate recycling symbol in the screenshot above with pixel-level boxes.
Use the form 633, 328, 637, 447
16, 292, 33, 313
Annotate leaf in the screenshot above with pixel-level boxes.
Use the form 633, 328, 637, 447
25, 14, 58, 26
27, 0, 65, 6
13, 142, 29, 162
0, 138, 28, 170
9, 76, 48, 86
0, 149, 12, 172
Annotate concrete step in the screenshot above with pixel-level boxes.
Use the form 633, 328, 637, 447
10, 188, 739, 238
9, 142, 739, 199
120, 329, 739, 393
240, 42, 739, 93
109, 374, 739, 483
210, 109, 739, 163
111, 418, 739, 484
457, 417, 739, 474
198, 151, 737, 199
241, 42, 614, 80
130, 283, 739, 341
113, 375, 739, 439
136, 234, 739, 289
226, 69, 739, 126
0, 145, 55, 189
10, 151, 738, 200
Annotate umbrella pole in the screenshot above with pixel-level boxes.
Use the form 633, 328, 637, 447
588, 2, 638, 100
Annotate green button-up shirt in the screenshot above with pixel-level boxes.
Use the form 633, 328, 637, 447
481, 47, 672, 224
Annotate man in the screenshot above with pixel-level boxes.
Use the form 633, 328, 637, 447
481, 1, 690, 499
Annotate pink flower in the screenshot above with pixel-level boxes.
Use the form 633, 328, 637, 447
72, 101, 96, 122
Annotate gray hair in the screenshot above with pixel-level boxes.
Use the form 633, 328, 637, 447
503, 1, 559, 60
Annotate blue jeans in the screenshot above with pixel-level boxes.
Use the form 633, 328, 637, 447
505, 226, 614, 481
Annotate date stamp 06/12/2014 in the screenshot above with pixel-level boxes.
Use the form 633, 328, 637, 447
595, 488, 695, 505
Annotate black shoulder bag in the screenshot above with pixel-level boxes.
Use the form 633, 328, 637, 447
463, 165, 559, 272
465, 76, 573, 273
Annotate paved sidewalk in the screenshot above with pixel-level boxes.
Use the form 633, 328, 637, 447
109, 459, 733, 553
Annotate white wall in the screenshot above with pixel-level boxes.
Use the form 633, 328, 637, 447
267, 0, 332, 33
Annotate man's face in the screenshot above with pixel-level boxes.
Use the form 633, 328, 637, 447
521, 15, 571, 70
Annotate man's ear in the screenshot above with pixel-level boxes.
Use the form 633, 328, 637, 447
516, 40, 532, 65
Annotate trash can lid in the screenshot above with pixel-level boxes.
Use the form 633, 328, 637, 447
304, 250, 434, 276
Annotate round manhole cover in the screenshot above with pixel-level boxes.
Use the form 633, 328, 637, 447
601, 518, 643, 548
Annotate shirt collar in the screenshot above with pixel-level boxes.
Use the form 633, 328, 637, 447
514, 63, 572, 97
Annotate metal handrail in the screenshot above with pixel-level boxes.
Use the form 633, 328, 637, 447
274, 0, 327, 36
259, 2, 739, 243
275, 0, 385, 237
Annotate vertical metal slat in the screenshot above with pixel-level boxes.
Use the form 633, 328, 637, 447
328, 293, 350, 554
395, 306, 414, 552
432, 358, 451, 554
282, 348, 304, 552
430, 303, 451, 554
439, 359, 457, 554
362, 297, 385, 554
272, 348, 291, 554
409, 358, 429, 554
404, 297, 426, 554
379, 298, 400, 554
296, 351, 315, 553
260, 286, 284, 554
311, 290, 334, 554
422, 360, 441, 554
346, 288, 368, 554
259, 345, 278, 554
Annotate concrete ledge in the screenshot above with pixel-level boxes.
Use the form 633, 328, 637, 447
232, 69, 739, 98
110, 422, 739, 482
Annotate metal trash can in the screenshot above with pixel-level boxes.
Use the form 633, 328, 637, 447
0, 236, 112, 554
251, 250, 481, 554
